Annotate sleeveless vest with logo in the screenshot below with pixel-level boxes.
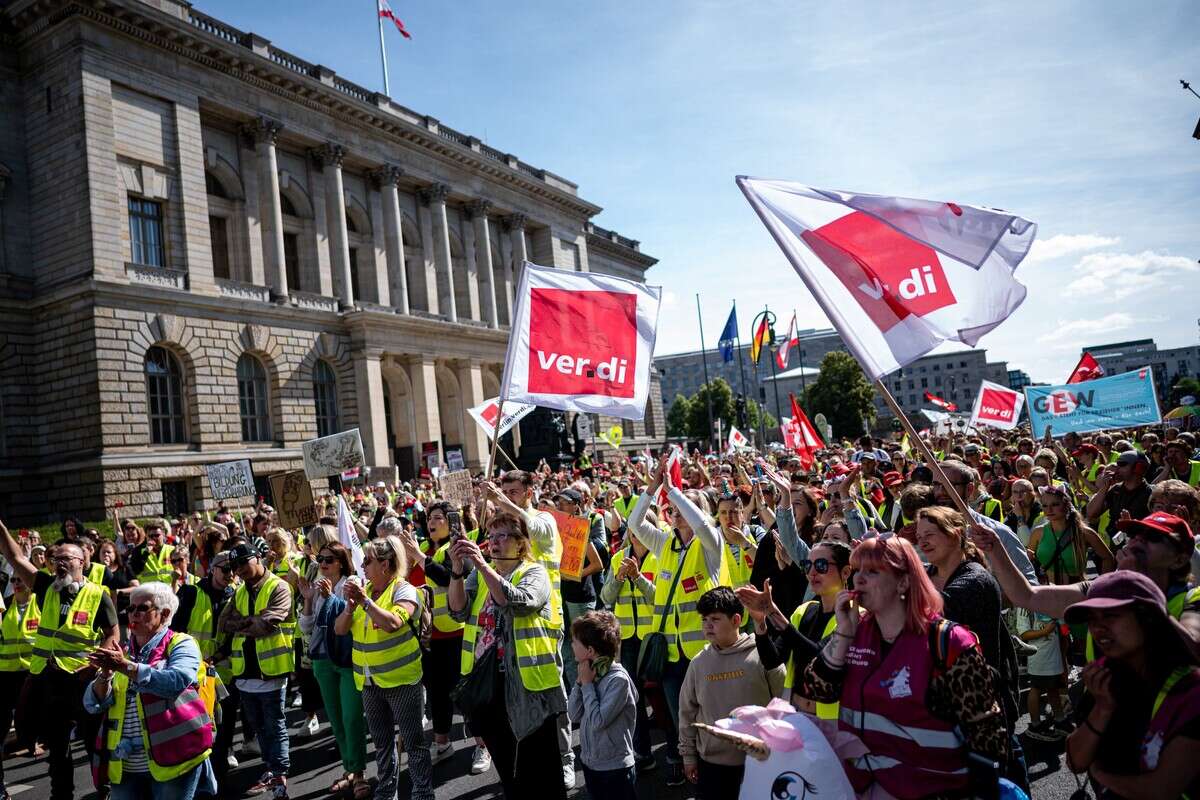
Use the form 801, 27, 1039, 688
653, 536, 729, 662
351, 577, 423, 690
230, 573, 294, 678
460, 561, 559, 691
528, 512, 564, 627
838, 622, 973, 799
427, 542, 465, 634
30, 581, 106, 674
612, 547, 658, 640
0, 599, 40, 672
137, 545, 174, 584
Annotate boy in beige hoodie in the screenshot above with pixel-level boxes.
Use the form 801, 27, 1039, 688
678, 586, 786, 800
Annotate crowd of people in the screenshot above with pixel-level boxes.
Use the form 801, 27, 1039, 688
0, 422, 1197, 800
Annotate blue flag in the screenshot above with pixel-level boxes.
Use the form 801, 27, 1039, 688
718, 306, 738, 362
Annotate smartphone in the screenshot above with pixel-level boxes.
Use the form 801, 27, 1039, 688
447, 510, 464, 542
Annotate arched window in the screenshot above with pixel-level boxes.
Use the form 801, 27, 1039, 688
237, 354, 271, 442
145, 346, 185, 444
312, 360, 340, 437
205, 171, 228, 199
280, 192, 298, 218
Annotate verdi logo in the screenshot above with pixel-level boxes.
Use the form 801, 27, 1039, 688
528, 288, 638, 398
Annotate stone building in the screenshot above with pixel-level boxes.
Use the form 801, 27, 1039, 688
0, 0, 663, 522
874, 349, 1010, 426
1085, 339, 1200, 402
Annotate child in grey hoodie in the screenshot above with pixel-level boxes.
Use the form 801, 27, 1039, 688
567, 610, 638, 800
679, 587, 786, 800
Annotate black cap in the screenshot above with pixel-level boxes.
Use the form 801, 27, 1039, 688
555, 488, 583, 505
227, 542, 260, 566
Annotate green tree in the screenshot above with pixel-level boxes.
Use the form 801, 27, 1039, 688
666, 394, 693, 437
685, 379, 735, 440
1169, 376, 1200, 407
746, 397, 776, 433
802, 350, 875, 438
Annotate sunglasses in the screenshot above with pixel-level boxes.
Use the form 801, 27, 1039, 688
799, 558, 832, 574
316, 555, 339, 565
128, 602, 157, 615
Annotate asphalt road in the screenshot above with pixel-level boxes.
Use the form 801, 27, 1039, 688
3, 701, 1084, 800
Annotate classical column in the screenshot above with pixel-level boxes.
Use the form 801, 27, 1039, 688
460, 209, 482, 322
406, 355, 442, 469
455, 360, 489, 470
466, 200, 498, 328
419, 183, 456, 323
352, 347, 390, 467
370, 165, 408, 314
312, 143, 353, 307
240, 116, 287, 297
502, 213, 527, 319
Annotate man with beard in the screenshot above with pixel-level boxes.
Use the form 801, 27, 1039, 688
0, 520, 118, 800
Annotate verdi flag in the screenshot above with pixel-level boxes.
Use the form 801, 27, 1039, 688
718, 306, 738, 363
737, 178, 1037, 381
1066, 351, 1105, 384
969, 380, 1024, 430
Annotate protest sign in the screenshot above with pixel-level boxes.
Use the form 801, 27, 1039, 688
445, 446, 465, 472
302, 428, 365, 479
467, 397, 536, 441
269, 470, 318, 529
550, 510, 591, 581
206, 459, 255, 501
439, 469, 473, 509
1025, 367, 1161, 436
367, 466, 398, 486
969, 380, 1024, 430
575, 413, 593, 440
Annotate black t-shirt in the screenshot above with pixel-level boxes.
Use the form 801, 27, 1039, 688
1104, 481, 1152, 530
32, 571, 118, 636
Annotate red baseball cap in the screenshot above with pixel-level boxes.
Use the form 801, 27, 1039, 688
1116, 511, 1194, 549
882, 471, 904, 488
829, 464, 850, 478
1071, 444, 1100, 458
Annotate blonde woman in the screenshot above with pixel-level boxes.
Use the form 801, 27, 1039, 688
334, 534, 432, 800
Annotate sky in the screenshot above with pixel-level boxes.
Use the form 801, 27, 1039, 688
199, 1, 1200, 383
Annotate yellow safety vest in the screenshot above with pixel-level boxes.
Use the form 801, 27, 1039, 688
350, 577, 423, 690
230, 573, 294, 678
460, 561, 560, 691
30, 581, 106, 674
427, 542, 464, 634
528, 512, 564, 627
184, 586, 232, 683
611, 548, 659, 640
103, 633, 212, 784
724, 536, 754, 588
0, 598, 40, 672
785, 600, 840, 720
271, 555, 303, 640
137, 545, 175, 584
653, 535, 729, 662
1176, 461, 1200, 488
615, 495, 638, 520
86, 562, 106, 585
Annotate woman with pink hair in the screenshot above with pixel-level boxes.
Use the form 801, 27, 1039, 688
800, 536, 1008, 800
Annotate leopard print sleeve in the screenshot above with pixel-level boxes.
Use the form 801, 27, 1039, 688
798, 652, 845, 703
927, 644, 1009, 764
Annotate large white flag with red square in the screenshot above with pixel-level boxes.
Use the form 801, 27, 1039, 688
969, 380, 1024, 430
501, 263, 661, 419
737, 178, 1036, 381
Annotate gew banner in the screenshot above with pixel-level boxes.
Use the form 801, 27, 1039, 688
1024, 367, 1161, 436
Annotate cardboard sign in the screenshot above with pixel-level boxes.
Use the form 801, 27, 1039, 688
302, 429, 365, 479
550, 510, 591, 581
445, 446, 466, 472
439, 469, 473, 509
269, 470, 318, 530
575, 413, 593, 440
206, 459, 255, 501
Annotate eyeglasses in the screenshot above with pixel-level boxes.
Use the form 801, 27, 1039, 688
316, 555, 339, 565
489, 530, 517, 542
128, 602, 157, 616
799, 558, 832, 574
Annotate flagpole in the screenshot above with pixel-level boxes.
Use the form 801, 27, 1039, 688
793, 308, 808, 403
765, 305, 782, 424
376, 1, 390, 95
696, 294, 716, 453
873, 379, 971, 518
732, 300, 751, 427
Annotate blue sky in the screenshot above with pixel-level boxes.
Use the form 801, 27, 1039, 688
200, 1, 1200, 383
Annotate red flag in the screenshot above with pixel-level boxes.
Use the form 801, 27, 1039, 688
378, 0, 412, 39
923, 391, 958, 412
775, 313, 798, 370
784, 394, 825, 470
1066, 351, 1104, 384
656, 446, 684, 510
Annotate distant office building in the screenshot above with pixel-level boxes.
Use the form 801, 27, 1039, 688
655, 328, 845, 409
1008, 369, 1032, 391
1084, 339, 1200, 401
875, 349, 1009, 422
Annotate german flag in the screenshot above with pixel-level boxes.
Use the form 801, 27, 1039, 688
749, 315, 770, 364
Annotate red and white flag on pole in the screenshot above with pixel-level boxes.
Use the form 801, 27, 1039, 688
782, 393, 824, 469
500, 263, 662, 420
467, 396, 536, 441
656, 445, 684, 510
775, 312, 798, 370
378, 0, 412, 38
1066, 351, 1104, 384
737, 178, 1036, 381
968, 380, 1024, 430
727, 426, 749, 451
924, 391, 958, 412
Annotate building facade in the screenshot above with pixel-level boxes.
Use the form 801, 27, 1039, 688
0, 0, 663, 522
874, 349, 1009, 423
1085, 339, 1200, 402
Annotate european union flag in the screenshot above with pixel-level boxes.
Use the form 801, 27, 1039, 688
718, 306, 738, 362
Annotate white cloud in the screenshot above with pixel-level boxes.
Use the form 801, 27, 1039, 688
1035, 312, 1136, 347
1065, 250, 1198, 300
1025, 233, 1119, 265
661, 290, 679, 308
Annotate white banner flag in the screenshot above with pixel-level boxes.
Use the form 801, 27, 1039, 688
728, 426, 749, 451
969, 379, 1025, 430
500, 263, 662, 420
336, 496, 365, 579
467, 396, 537, 441
737, 178, 1036, 381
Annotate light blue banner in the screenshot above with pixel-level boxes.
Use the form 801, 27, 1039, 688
1024, 367, 1161, 436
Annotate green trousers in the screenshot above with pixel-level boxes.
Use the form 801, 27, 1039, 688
312, 658, 368, 773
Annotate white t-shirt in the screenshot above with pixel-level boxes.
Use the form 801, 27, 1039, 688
1017, 611, 1064, 678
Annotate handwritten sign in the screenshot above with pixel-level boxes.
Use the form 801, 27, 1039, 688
269, 470, 318, 530
206, 459, 255, 501
439, 469, 473, 509
302, 428, 365, 479
550, 510, 591, 581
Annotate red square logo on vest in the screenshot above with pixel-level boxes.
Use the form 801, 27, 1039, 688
527, 288, 638, 398
73, 610, 89, 625
801, 211, 957, 333
681, 576, 698, 594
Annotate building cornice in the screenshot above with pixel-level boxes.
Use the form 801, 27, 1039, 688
4, 0, 605, 220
